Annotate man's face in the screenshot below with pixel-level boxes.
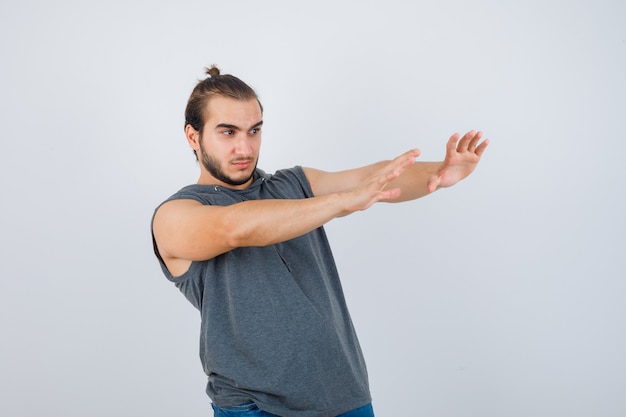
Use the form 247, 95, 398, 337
196, 96, 263, 189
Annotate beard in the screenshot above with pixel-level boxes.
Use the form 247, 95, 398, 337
199, 146, 258, 187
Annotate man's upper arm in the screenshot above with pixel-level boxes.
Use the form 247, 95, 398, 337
152, 199, 234, 264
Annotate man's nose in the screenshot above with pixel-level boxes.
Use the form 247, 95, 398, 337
233, 134, 252, 155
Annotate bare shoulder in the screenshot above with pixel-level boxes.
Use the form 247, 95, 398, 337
153, 199, 202, 241
154, 198, 203, 220
153, 198, 231, 266
152, 199, 201, 261
153, 198, 218, 243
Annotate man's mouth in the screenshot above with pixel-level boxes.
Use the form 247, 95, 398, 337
232, 159, 253, 169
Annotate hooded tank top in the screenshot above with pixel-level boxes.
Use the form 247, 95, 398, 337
152, 167, 371, 417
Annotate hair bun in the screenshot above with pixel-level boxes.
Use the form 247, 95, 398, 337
206, 65, 221, 77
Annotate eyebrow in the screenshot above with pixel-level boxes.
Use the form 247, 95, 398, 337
215, 120, 263, 131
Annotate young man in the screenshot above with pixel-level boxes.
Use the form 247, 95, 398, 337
151, 66, 489, 417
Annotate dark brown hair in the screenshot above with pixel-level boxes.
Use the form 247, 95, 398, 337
184, 65, 262, 134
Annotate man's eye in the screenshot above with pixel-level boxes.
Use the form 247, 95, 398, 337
223, 130, 233, 136
250, 128, 261, 135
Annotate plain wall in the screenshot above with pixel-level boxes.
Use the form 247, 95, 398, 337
1, 0, 625, 416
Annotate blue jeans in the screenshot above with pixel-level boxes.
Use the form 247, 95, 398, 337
211, 402, 374, 417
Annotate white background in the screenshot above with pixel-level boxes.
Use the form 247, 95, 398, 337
1, 1, 625, 416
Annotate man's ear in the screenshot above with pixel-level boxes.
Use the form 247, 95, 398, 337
185, 124, 201, 153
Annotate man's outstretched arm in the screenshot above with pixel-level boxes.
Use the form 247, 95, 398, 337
152, 149, 419, 273
305, 130, 489, 201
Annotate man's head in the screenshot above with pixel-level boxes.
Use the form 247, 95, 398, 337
184, 66, 263, 188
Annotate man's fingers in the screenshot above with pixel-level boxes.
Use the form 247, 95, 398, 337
449, 130, 488, 154
376, 169, 400, 187
447, 133, 461, 152
475, 138, 489, 156
466, 131, 483, 151
393, 148, 420, 165
456, 130, 478, 152
367, 149, 419, 198
377, 187, 403, 201
384, 149, 420, 178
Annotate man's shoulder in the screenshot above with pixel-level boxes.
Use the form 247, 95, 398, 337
158, 184, 240, 209
259, 166, 313, 199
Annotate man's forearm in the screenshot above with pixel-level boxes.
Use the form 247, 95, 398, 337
222, 193, 347, 249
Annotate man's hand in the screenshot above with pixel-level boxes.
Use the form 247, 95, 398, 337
341, 149, 420, 213
427, 130, 489, 193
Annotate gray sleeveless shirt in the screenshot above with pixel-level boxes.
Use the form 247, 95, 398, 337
152, 167, 371, 417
